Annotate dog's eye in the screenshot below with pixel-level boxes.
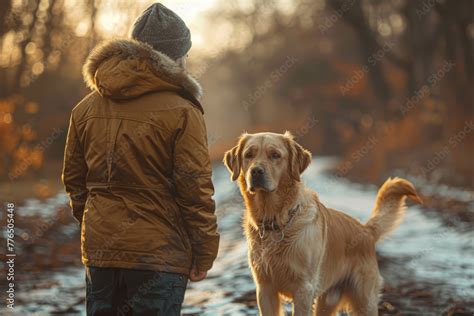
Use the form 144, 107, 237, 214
271, 152, 281, 160
244, 152, 253, 159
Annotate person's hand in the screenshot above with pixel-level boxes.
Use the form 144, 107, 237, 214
189, 266, 207, 282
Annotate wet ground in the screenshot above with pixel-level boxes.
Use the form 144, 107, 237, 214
1, 158, 473, 315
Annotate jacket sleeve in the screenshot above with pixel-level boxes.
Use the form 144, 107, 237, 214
62, 113, 88, 224
173, 107, 220, 272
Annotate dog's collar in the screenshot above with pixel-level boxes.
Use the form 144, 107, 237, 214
257, 204, 300, 241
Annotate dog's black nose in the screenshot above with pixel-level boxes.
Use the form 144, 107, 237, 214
251, 167, 264, 177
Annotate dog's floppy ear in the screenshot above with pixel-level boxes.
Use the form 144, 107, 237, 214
284, 131, 312, 181
223, 133, 248, 181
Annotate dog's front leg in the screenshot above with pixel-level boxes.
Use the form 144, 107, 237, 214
293, 283, 316, 316
257, 283, 282, 316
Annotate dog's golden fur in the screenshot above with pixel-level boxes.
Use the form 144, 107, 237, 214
224, 132, 421, 316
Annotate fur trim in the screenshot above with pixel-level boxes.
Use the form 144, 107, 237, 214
82, 39, 203, 100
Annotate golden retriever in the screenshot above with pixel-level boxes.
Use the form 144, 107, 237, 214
223, 132, 421, 316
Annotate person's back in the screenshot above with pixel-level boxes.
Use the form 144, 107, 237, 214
62, 4, 219, 315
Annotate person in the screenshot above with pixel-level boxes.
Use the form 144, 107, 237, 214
62, 3, 220, 315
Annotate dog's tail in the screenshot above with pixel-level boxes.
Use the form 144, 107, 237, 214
365, 177, 422, 242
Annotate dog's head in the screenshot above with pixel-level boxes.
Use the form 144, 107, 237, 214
223, 132, 312, 194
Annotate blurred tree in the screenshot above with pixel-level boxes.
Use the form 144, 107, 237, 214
203, 0, 473, 186
327, 0, 392, 104
0, 0, 95, 180
0, 1, 12, 38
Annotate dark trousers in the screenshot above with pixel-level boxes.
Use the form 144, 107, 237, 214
86, 266, 188, 316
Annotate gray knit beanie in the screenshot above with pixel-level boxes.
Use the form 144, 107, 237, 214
130, 3, 191, 60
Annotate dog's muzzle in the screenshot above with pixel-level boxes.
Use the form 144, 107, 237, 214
249, 166, 267, 192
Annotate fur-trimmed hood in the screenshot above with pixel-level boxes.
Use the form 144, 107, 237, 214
83, 39, 202, 101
